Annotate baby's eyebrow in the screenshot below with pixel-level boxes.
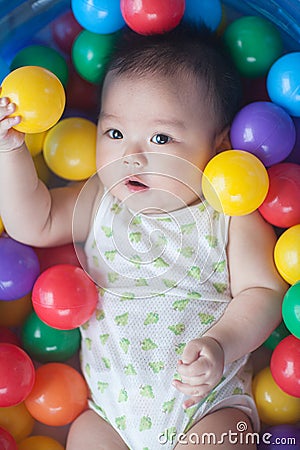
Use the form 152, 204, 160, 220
152, 118, 186, 130
99, 112, 119, 121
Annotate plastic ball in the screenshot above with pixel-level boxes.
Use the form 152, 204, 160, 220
184, 0, 222, 31
72, 0, 125, 34
34, 243, 86, 273
25, 130, 47, 157
18, 436, 64, 450
282, 281, 300, 339
10, 45, 69, 87
43, 117, 97, 180
263, 321, 290, 351
223, 16, 283, 78
274, 224, 300, 285
202, 150, 269, 216
0, 403, 34, 443
0, 66, 65, 133
267, 52, 300, 117
24, 362, 88, 426
259, 163, 300, 228
22, 311, 81, 362
32, 153, 52, 185
252, 366, 300, 425
51, 10, 83, 54
72, 30, 116, 84
0, 237, 40, 301
0, 343, 35, 407
66, 68, 99, 113
230, 102, 296, 167
270, 335, 300, 398
0, 427, 17, 450
120, 0, 185, 35
0, 56, 10, 83
32, 264, 98, 330
0, 217, 4, 235
0, 327, 21, 346
0, 294, 32, 327
286, 118, 300, 165
258, 424, 300, 449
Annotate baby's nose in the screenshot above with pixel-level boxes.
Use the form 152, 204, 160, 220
123, 151, 146, 167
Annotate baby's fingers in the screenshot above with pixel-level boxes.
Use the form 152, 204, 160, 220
0, 97, 15, 119
172, 379, 209, 398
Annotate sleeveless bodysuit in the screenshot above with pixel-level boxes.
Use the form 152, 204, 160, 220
81, 190, 259, 449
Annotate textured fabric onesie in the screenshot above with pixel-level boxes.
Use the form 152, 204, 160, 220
81, 190, 260, 449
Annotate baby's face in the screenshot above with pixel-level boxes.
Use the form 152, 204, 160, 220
96, 72, 220, 213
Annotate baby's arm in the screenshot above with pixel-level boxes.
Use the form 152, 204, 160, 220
173, 211, 288, 408
0, 98, 97, 247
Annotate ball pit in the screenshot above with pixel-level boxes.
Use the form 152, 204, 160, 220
0, 0, 300, 447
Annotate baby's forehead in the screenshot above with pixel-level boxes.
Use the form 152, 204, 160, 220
103, 68, 205, 99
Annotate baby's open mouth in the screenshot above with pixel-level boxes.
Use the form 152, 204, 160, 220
125, 177, 149, 192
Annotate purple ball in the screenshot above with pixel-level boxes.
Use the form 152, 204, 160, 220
0, 236, 40, 301
285, 117, 300, 164
258, 424, 300, 449
230, 101, 296, 167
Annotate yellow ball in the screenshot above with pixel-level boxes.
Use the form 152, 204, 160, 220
25, 130, 48, 156
0, 402, 34, 442
252, 366, 300, 425
18, 435, 64, 450
1, 66, 65, 133
202, 150, 269, 215
43, 117, 97, 181
0, 216, 4, 235
274, 224, 300, 285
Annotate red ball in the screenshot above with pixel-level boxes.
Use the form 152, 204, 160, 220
0, 327, 21, 346
120, 0, 185, 35
259, 163, 300, 228
0, 427, 17, 450
270, 334, 300, 398
34, 242, 87, 273
32, 264, 98, 330
0, 343, 35, 407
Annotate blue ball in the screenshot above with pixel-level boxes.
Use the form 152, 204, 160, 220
183, 0, 222, 31
267, 52, 300, 117
71, 0, 125, 34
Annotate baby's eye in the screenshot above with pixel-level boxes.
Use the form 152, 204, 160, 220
107, 129, 123, 139
151, 134, 172, 145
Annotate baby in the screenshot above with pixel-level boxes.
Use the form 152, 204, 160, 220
0, 25, 287, 450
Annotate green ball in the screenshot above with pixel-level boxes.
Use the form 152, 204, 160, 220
21, 311, 81, 362
263, 321, 290, 350
72, 30, 116, 84
10, 45, 69, 86
282, 281, 300, 339
223, 16, 283, 78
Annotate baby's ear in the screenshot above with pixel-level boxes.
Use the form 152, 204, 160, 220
215, 126, 231, 153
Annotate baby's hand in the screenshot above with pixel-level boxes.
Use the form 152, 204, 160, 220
172, 336, 224, 409
0, 96, 24, 152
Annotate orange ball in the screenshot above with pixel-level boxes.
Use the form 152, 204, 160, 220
1, 66, 65, 133
24, 363, 88, 426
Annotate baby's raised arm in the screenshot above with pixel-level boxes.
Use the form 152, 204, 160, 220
0, 97, 96, 247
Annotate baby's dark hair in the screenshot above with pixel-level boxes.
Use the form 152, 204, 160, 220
105, 24, 242, 134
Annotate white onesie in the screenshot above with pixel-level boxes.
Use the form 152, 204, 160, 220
81, 190, 260, 449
